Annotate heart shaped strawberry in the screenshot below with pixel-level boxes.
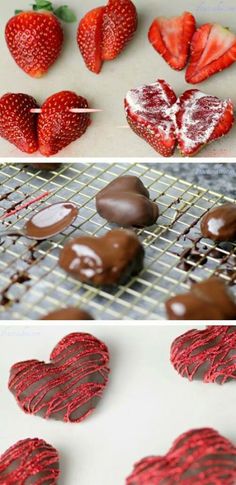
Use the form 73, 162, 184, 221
173, 89, 234, 156
77, 0, 137, 73
126, 428, 236, 484
0, 93, 39, 154
96, 175, 159, 227
0, 438, 60, 484
9, 332, 110, 423
38, 91, 91, 156
171, 326, 236, 384
125, 79, 177, 157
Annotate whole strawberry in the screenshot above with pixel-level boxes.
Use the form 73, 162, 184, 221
77, 0, 138, 74
5, 1, 76, 78
38, 91, 91, 156
0, 93, 39, 153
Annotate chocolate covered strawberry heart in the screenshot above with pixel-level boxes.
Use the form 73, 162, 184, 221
173, 89, 234, 156
126, 428, 236, 484
96, 175, 159, 227
201, 203, 236, 241
9, 332, 110, 423
0, 438, 60, 484
125, 79, 177, 157
165, 277, 236, 320
41, 307, 94, 320
171, 326, 236, 384
59, 228, 144, 286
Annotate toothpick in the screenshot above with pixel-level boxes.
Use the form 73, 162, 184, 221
0, 192, 50, 220
30, 108, 102, 114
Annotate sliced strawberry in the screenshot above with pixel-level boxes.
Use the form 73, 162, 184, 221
5, 12, 63, 77
77, 7, 105, 74
38, 91, 91, 156
0, 93, 38, 153
102, 0, 138, 61
125, 80, 177, 157
148, 12, 196, 70
173, 89, 234, 156
186, 23, 236, 83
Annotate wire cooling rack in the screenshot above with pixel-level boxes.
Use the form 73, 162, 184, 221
0, 162, 235, 321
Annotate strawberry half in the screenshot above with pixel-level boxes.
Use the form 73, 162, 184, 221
125, 79, 177, 157
5, 11, 63, 77
173, 89, 234, 156
0, 93, 38, 153
148, 12, 196, 70
77, 0, 137, 73
38, 91, 91, 156
186, 23, 236, 84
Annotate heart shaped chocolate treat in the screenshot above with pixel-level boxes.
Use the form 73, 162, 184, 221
165, 277, 236, 320
0, 438, 60, 484
173, 89, 234, 156
9, 332, 110, 423
41, 307, 94, 320
171, 326, 236, 384
96, 175, 159, 227
201, 203, 236, 241
126, 428, 236, 484
59, 229, 144, 286
125, 79, 177, 157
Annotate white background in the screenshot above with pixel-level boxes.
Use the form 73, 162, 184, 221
0, 0, 236, 157
0, 324, 235, 484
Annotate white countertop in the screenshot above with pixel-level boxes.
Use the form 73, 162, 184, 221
0, 324, 235, 484
0, 0, 236, 158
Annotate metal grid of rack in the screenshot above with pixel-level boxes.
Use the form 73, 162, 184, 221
0, 162, 235, 320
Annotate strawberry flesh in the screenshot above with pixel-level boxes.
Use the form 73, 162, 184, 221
0, 93, 38, 153
5, 12, 63, 77
148, 12, 196, 70
102, 0, 138, 61
186, 23, 236, 83
125, 80, 177, 157
38, 91, 91, 157
77, 7, 105, 74
173, 89, 234, 156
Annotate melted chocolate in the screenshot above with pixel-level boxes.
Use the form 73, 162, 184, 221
41, 307, 93, 320
165, 277, 236, 320
30, 163, 61, 170
59, 228, 144, 285
25, 202, 78, 239
96, 175, 159, 227
201, 203, 236, 241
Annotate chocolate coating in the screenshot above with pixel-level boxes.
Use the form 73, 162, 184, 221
96, 175, 159, 227
41, 307, 93, 320
26, 202, 78, 239
30, 163, 61, 170
201, 203, 236, 241
59, 228, 144, 285
165, 277, 236, 320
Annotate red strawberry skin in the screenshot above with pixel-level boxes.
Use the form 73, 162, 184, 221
77, 7, 105, 74
102, 0, 138, 61
174, 89, 234, 156
5, 12, 63, 78
186, 23, 236, 83
77, 0, 137, 73
0, 93, 38, 153
125, 79, 177, 157
148, 12, 196, 70
38, 91, 91, 156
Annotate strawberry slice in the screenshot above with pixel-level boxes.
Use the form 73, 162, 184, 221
0, 93, 38, 153
77, 7, 105, 74
173, 89, 234, 156
102, 0, 138, 61
186, 23, 236, 83
5, 12, 63, 78
148, 12, 196, 70
38, 91, 91, 156
125, 80, 177, 157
